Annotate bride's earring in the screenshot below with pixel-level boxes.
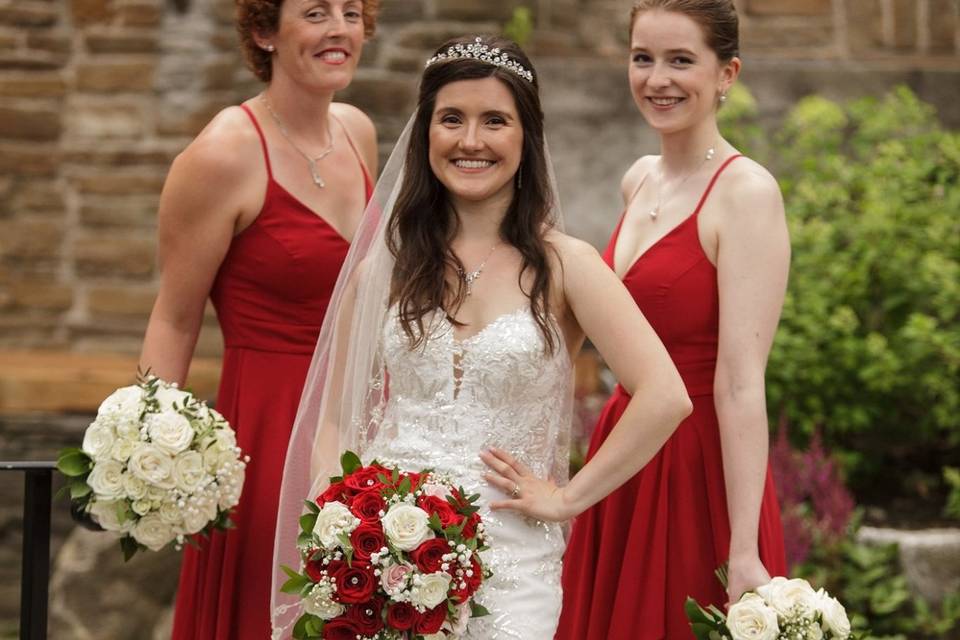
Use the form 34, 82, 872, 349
516, 164, 523, 190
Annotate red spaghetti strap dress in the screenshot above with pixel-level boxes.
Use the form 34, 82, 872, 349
557, 155, 787, 640
170, 104, 372, 639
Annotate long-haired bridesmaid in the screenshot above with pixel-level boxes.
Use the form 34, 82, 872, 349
136, 1, 378, 637
559, 1, 789, 638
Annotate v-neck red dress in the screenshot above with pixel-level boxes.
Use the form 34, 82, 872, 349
557, 156, 787, 640
170, 104, 372, 640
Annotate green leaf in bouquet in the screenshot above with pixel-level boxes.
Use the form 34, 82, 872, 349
303, 500, 320, 514
337, 532, 355, 565
714, 563, 729, 589
398, 476, 411, 496
57, 448, 92, 477
281, 571, 311, 595
120, 536, 141, 562
340, 451, 362, 476
69, 482, 92, 500
297, 531, 314, 548
428, 512, 443, 532
391, 468, 400, 484
470, 602, 491, 618
292, 613, 323, 639
299, 512, 318, 536
685, 597, 715, 625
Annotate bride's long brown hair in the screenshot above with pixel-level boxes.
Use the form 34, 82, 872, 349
387, 35, 558, 354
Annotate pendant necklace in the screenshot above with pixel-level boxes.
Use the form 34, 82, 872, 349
260, 93, 334, 188
649, 142, 718, 220
458, 244, 499, 296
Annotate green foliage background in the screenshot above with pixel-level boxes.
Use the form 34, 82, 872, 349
720, 85, 960, 498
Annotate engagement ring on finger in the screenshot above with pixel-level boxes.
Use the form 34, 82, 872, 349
511, 483, 520, 498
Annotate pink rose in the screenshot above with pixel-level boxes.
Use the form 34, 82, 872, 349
380, 560, 413, 596
420, 483, 451, 499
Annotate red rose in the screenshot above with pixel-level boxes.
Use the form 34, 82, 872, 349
385, 601, 419, 631
415, 603, 447, 634
344, 465, 388, 494
417, 495, 461, 528
321, 617, 359, 640
317, 481, 346, 507
410, 537, 449, 574
461, 511, 481, 539
347, 597, 384, 636
305, 551, 326, 582
451, 556, 483, 603
350, 522, 386, 562
350, 489, 386, 523
333, 562, 376, 604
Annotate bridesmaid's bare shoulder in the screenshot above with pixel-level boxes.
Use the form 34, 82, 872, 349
620, 155, 658, 205
331, 102, 378, 176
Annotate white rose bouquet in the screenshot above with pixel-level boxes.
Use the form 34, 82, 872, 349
279, 451, 490, 639
57, 373, 247, 560
686, 573, 856, 640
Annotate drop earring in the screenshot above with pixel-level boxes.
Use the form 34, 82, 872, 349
516, 164, 523, 190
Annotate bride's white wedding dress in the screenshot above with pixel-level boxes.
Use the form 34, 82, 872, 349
365, 306, 572, 639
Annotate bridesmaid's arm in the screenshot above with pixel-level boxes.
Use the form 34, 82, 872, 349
482, 235, 691, 521
139, 110, 258, 384
712, 164, 790, 602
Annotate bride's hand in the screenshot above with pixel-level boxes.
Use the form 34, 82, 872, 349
480, 447, 577, 522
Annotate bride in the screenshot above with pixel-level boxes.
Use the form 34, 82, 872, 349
271, 35, 692, 638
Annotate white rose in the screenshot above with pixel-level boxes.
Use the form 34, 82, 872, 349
182, 501, 211, 535
313, 501, 359, 550
172, 451, 207, 494
412, 572, 451, 609
114, 418, 141, 442
81, 421, 116, 461
727, 593, 779, 640
816, 589, 851, 639
158, 500, 182, 525
381, 503, 435, 551
807, 623, 825, 640
303, 582, 345, 620
146, 484, 168, 501
757, 577, 817, 617
88, 499, 126, 532
97, 385, 142, 419
131, 498, 152, 516
120, 472, 148, 500
153, 385, 191, 412
217, 466, 244, 510
87, 460, 125, 499
146, 411, 195, 454
420, 483, 452, 499
127, 445, 176, 489
214, 427, 236, 451
132, 513, 173, 551
110, 436, 138, 463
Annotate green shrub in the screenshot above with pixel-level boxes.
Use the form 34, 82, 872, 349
725, 86, 960, 494
795, 515, 960, 639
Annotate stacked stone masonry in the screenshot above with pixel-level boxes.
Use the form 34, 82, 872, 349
0, 0, 957, 359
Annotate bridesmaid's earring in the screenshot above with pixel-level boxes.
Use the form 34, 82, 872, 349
719, 92, 728, 104
263, 44, 275, 52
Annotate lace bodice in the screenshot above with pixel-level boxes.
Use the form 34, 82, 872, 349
367, 305, 572, 487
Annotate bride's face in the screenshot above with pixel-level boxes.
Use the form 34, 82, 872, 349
428, 76, 524, 204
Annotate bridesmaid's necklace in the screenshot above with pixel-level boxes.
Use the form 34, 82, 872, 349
457, 243, 499, 296
260, 93, 335, 188
649, 141, 718, 220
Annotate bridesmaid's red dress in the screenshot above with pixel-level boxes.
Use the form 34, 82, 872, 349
170, 104, 371, 639
557, 156, 787, 640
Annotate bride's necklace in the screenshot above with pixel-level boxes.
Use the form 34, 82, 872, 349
457, 243, 499, 296
260, 93, 334, 188
649, 142, 717, 220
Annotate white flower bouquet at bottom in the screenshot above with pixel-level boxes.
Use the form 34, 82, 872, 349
57, 373, 248, 559
686, 574, 856, 640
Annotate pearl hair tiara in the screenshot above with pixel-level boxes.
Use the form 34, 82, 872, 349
424, 37, 534, 83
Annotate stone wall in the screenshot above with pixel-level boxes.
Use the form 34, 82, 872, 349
0, 0, 958, 359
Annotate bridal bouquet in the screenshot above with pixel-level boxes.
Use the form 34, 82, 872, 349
56, 373, 247, 559
686, 576, 853, 640
281, 452, 490, 640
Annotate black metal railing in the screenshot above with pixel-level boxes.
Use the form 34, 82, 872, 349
1, 461, 56, 640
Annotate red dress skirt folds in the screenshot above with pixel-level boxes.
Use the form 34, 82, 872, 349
558, 156, 787, 640
170, 105, 371, 639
